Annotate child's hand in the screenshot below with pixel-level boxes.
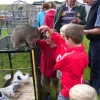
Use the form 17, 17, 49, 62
38, 25, 49, 31
38, 25, 53, 35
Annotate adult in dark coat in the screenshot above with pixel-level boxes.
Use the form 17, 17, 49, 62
84, 0, 100, 94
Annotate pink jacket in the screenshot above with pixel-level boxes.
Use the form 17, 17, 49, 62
44, 9, 56, 28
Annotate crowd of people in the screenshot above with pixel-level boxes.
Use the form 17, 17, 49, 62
32, 0, 100, 100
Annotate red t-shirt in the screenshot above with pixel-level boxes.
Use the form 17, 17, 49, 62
51, 32, 88, 98
37, 40, 56, 78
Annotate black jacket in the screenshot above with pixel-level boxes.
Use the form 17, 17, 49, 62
85, 0, 100, 41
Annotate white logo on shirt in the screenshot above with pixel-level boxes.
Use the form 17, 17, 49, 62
56, 51, 75, 62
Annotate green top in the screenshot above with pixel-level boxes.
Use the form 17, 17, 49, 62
54, 2, 87, 32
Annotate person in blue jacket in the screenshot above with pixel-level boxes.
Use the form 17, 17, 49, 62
35, 2, 50, 28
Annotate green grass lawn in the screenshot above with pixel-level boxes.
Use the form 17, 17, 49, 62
0, 29, 8, 38
0, 4, 8, 10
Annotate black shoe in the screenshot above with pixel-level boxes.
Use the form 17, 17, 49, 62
56, 92, 59, 100
46, 94, 50, 100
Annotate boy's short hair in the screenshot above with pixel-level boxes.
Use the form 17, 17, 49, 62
60, 24, 69, 34
69, 84, 98, 100
64, 23, 84, 44
60, 24, 69, 39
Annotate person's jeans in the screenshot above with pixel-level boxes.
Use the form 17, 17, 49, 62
89, 40, 100, 94
0, 28, 1, 35
57, 93, 69, 100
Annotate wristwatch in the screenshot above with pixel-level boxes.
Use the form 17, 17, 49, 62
85, 30, 88, 35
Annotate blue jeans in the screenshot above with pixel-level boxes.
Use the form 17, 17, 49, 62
57, 93, 69, 100
89, 41, 100, 94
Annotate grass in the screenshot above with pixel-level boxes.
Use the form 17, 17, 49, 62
0, 29, 8, 38
83, 36, 90, 81
0, 4, 8, 10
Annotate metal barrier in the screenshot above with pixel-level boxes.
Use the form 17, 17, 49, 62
0, 35, 41, 100
1, 0, 42, 34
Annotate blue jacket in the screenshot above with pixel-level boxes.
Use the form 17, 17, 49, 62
36, 10, 46, 27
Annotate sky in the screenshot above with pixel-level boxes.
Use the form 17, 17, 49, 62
0, 0, 83, 4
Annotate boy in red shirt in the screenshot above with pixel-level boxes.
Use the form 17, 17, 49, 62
36, 31, 59, 100
39, 24, 88, 100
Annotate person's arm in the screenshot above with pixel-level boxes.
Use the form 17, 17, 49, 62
84, 6, 100, 34
72, 5, 87, 25
54, 55, 68, 72
84, 28, 100, 35
95, 6, 100, 27
39, 25, 53, 35
39, 25, 65, 45
79, 5, 87, 25
53, 5, 63, 32
54, 59, 64, 71
36, 40, 46, 49
54, 7, 60, 24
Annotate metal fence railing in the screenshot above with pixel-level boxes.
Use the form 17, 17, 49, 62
0, 35, 41, 100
